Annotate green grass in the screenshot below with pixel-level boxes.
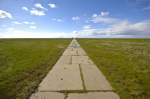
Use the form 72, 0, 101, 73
0, 39, 71, 99
78, 38, 150, 99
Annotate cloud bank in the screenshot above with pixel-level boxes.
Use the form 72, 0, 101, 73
75, 11, 150, 38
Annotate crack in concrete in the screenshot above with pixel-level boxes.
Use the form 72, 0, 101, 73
39, 90, 115, 93
64, 93, 68, 99
79, 64, 86, 91
70, 56, 72, 64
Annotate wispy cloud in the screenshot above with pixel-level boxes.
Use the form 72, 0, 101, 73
22, 3, 48, 16
12, 21, 35, 25
48, 3, 56, 8
22, 6, 29, 11
72, 16, 80, 21
12, 21, 22, 24
22, 3, 57, 17
127, 0, 150, 11
143, 5, 150, 10
76, 10, 150, 37
91, 11, 118, 24
30, 3, 47, 16
92, 11, 109, 17
30, 9, 45, 16
91, 15, 118, 24
79, 20, 150, 37
34, 3, 47, 10
83, 25, 91, 29
29, 26, 36, 29
52, 18, 63, 22
23, 21, 35, 25
92, 14, 98, 17
0, 10, 12, 19
0, 29, 73, 38
100, 11, 109, 16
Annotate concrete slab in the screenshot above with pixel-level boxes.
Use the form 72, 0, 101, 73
63, 49, 77, 56
67, 92, 120, 99
63, 48, 86, 56
81, 64, 112, 90
72, 56, 93, 64
39, 64, 83, 91
30, 92, 65, 99
56, 56, 71, 65
76, 48, 87, 56
69, 41, 80, 48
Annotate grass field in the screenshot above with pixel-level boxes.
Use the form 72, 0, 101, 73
0, 39, 71, 99
78, 39, 150, 99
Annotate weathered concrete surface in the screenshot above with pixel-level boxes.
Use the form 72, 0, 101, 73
72, 56, 94, 64
30, 92, 65, 99
63, 49, 77, 56
76, 48, 86, 56
39, 64, 83, 91
56, 56, 71, 65
29, 39, 120, 99
67, 92, 120, 99
81, 64, 112, 90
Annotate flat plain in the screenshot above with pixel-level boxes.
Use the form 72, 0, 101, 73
0, 38, 149, 99
78, 39, 150, 99
0, 39, 70, 98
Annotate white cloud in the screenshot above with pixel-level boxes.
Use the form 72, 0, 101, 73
72, 16, 80, 21
23, 21, 29, 24
78, 20, 150, 37
34, 3, 47, 10
110, 20, 150, 35
92, 11, 109, 18
83, 25, 91, 29
91, 11, 118, 24
30, 8, 45, 16
48, 4, 56, 8
12, 21, 22, 24
100, 11, 109, 16
72, 31, 79, 38
12, 21, 35, 25
30, 3, 47, 16
57, 19, 63, 22
52, 18, 63, 22
29, 26, 36, 29
0, 10, 12, 19
1, 19, 150, 38
75, 11, 150, 37
92, 14, 98, 17
72, 30, 78, 34
23, 21, 35, 25
22, 6, 28, 11
91, 16, 118, 24
22, 3, 47, 16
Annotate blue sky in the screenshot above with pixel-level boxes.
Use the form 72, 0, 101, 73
0, 0, 150, 38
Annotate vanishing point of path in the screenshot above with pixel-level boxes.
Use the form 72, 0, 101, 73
30, 39, 120, 99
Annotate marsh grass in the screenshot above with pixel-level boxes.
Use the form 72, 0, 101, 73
78, 39, 150, 99
0, 39, 70, 99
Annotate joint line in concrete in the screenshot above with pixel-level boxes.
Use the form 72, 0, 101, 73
79, 64, 86, 91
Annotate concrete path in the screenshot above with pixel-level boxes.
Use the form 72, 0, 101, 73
30, 39, 120, 99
